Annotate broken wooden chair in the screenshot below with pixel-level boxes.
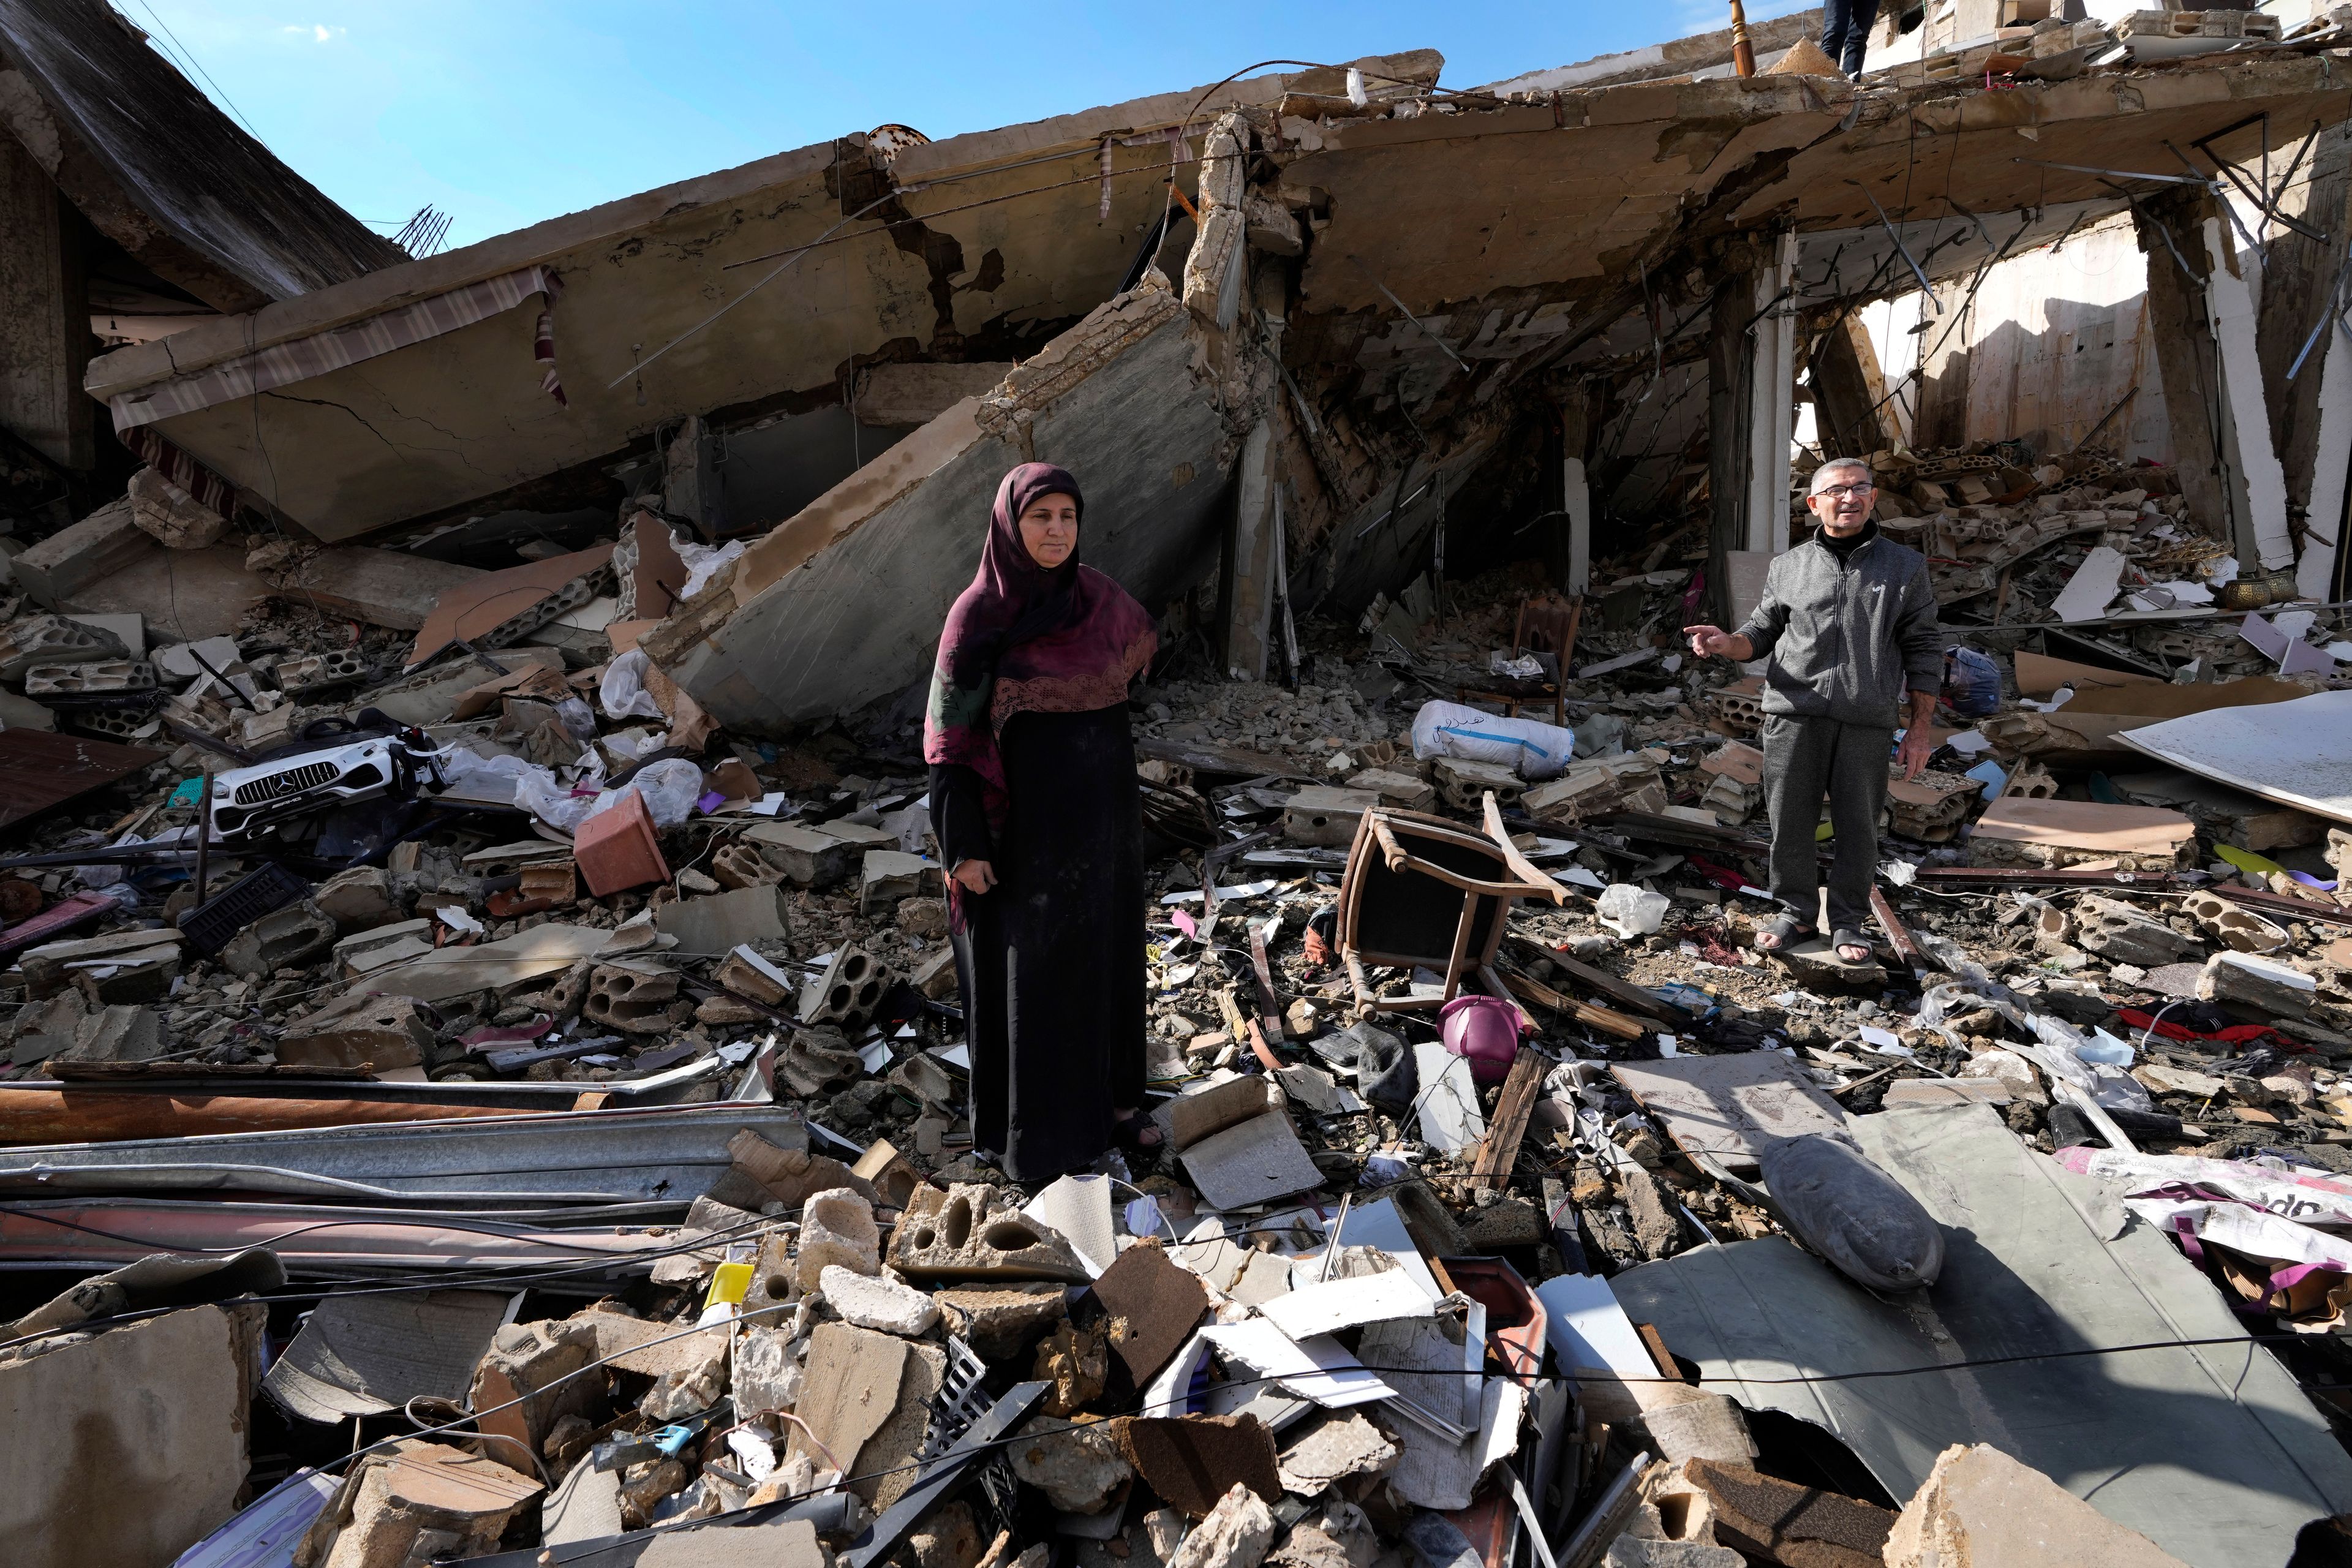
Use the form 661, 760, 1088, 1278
1336, 791, 1568, 1019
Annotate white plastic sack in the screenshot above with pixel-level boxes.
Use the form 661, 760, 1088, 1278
1594, 883, 1669, 938
1409, 699, 1576, 780
581, 756, 704, 832
599, 650, 667, 722
677, 538, 745, 602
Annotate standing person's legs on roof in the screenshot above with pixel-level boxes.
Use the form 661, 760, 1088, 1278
1823, 720, 1893, 946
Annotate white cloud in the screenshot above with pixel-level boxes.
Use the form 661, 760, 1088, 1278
280, 23, 342, 42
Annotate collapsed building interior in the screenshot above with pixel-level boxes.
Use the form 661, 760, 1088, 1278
11, 1, 2352, 1566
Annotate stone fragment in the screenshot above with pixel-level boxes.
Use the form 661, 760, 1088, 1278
1009, 1415, 1134, 1513
797, 1187, 881, 1291
312, 866, 403, 932
820, 1264, 941, 1336
1618, 1163, 1685, 1259
1883, 1443, 2190, 1567
2197, 951, 2315, 1021
730, 1324, 802, 1418
746, 820, 858, 888
937, 1283, 1069, 1360
861, 849, 941, 916
892, 1182, 1093, 1283
298, 1440, 541, 1568
467, 1317, 602, 1461
908, 1501, 986, 1568
1268, 1503, 1382, 1568
728, 1130, 876, 1209
2075, 895, 2201, 966
127, 466, 228, 549
1604, 1537, 1744, 1568
715, 948, 794, 1007
1114, 1414, 1280, 1519
639, 1333, 728, 1422
51, 1002, 167, 1065
711, 842, 783, 891
775, 1025, 865, 1096
1033, 1319, 1109, 1417
1460, 1194, 1546, 1251
333, 918, 435, 979
12, 498, 151, 607
0, 612, 127, 679
219, 899, 337, 979
1273, 1412, 1398, 1497
1679, 1457, 1894, 1568
278, 991, 437, 1070
1166, 1482, 1276, 1568
897, 895, 948, 938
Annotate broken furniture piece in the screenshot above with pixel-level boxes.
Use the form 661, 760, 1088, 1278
1335, 793, 1568, 1018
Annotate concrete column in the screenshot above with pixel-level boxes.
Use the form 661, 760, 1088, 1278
2136, 189, 2292, 568
1563, 456, 1591, 597
1223, 419, 1278, 681
0, 134, 89, 471
1706, 245, 1760, 622
1809, 311, 1893, 459
1746, 230, 1798, 555
2298, 317, 2352, 600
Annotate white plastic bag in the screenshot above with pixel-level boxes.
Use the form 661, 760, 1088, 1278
581, 756, 705, 832
1409, 699, 1575, 780
1594, 884, 1669, 938
599, 650, 667, 722
677, 538, 745, 601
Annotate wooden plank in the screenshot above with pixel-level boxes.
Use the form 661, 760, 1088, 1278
1869, 886, 1929, 971
1509, 936, 1686, 1024
1471, 1046, 1547, 1191
1494, 964, 1646, 1041
1973, 797, 2198, 856
0, 729, 164, 832
1246, 922, 1287, 1039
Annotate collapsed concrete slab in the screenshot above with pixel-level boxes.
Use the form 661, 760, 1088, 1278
645, 279, 1241, 731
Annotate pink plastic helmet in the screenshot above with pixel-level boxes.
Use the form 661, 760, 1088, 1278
1438, 993, 1524, 1085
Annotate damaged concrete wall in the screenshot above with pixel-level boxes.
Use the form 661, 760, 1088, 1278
646, 281, 1240, 731
0, 1302, 265, 1568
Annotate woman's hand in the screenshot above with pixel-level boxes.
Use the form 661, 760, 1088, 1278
951, 859, 997, 894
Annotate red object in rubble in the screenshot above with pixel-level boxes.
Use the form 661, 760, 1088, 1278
573, 791, 669, 895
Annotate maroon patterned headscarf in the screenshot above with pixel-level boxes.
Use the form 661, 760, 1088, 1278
924, 462, 1156, 837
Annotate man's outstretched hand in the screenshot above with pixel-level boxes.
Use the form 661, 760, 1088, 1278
1683, 624, 1749, 661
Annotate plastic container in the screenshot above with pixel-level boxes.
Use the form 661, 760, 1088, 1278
573, 788, 669, 895
1439, 993, 1524, 1085
177, 862, 311, 955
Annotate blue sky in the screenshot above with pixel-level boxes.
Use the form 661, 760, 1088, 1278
132, 0, 1812, 251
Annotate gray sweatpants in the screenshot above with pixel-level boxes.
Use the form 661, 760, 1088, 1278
1760, 713, 1890, 938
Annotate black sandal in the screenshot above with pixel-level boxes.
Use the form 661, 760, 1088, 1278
1830, 928, 1874, 963
1755, 913, 1815, 952
1111, 1112, 1164, 1156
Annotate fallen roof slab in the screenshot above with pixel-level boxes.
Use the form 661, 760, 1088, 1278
2119, 688, 2352, 826
646, 281, 1234, 730
1610, 1102, 2352, 1568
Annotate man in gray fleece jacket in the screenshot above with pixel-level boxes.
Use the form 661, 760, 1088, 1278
1683, 458, 1944, 962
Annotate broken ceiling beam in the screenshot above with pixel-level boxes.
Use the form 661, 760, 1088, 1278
644, 281, 1238, 733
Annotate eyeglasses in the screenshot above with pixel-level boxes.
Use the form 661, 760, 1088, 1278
1814, 483, 1875, 499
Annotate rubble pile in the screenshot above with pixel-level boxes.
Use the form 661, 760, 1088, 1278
0, 480, 2349, 1567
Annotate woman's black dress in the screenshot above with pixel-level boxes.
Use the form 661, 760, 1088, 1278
932, 703, 1145, 1182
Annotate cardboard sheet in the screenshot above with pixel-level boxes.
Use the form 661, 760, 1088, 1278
1611, 1104, 2352, 1568
1971, 797, 2197, 856
2120, 688, 2352, 826
1177, 1110, 1326, 1212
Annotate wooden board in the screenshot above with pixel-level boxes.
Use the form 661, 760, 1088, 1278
1610, 1052, 1850, 1176
1972, 797, 2198, 856
0, 729, 162, 831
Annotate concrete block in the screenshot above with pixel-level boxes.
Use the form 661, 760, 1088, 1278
747, 820, 856, 887
860, 850, 940, 916
127, 466, 228, 549
301, 1439, 542, 1568
2076, 895, 2201, 967
219, 899, 337, 979
1883, 1443, 2190, 1567
0, 612, 128, 679
18, 927, 182, 999
798, 944, 889, 1028
466, 1317, 601, 1458
1282, 786, 1379, 848
1344, 767, 1436, 810
279, 992, 436, 1070
12, 497, 154, 607
583, 961, 684, 1034
1678, 1457, 1894, 1568
818, 1265, 941, 1337
51, 1003, 167, 1065
797, 1187, 881, 1291
935, 1283, 1067, 1360
333, 917, 435, 978
1166, 1482, 1276, 1568
152, 635, 244, 685
652, 883, 789, 952
1009, 1415, 1133, 1513
23, 658, 155, 698
312, 866, 404, 932
69, 947, 179, 1006
891, 1183, 1091, 1284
